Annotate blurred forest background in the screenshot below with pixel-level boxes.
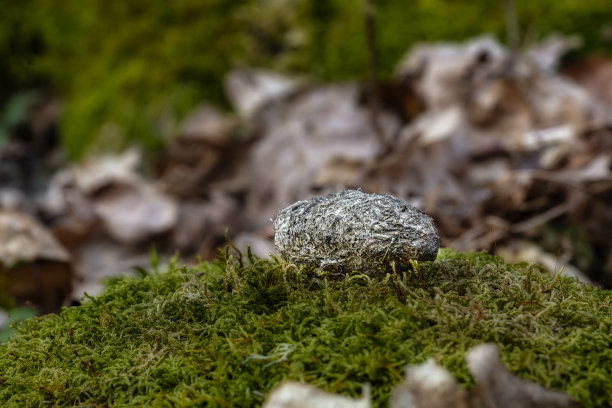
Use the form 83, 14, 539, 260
1, 0, 612, 324
2, 0, 612, 157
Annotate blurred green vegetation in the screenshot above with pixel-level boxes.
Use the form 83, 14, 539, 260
2, 0, 611, 158
0, 306, 36, 343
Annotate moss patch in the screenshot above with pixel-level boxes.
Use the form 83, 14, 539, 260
0, 249, 610, 407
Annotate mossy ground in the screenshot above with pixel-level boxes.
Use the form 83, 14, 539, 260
0, 249, 610, 407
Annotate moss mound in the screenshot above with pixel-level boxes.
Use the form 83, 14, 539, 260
0, 249, 610, 407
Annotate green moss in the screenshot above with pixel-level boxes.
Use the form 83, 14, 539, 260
0, 249, 610, 407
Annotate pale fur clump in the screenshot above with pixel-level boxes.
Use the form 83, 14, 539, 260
274, 190, 440, 274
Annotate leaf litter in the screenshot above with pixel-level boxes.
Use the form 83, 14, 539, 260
2, 33, 612, 310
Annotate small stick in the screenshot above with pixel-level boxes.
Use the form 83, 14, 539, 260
503, 0, 519, 55
364, 0, 387, 151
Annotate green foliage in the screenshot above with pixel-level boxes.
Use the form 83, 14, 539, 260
0, 307, 36, 343
3, 1, 612, 158
0, 249, 610, 407
0, 91, 42, 143
21, 0, 250, 157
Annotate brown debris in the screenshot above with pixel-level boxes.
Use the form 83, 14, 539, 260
0, 210, 72, 312
155, 104, 246, 198
70, 238, 150, 300
171, 194, 241, 256
225, 68, 302, 118
239, 81, 401, 232
564, 55, 612, 107
93, 183, 178, 245
3, 34, 612, 312
0, 210, 70, 266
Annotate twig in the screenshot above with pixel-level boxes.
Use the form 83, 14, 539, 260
511, 201, 573, 233
503, 0, 519, 55
364, 0, 387, 151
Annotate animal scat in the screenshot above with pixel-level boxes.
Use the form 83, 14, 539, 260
273, 190, 441, 274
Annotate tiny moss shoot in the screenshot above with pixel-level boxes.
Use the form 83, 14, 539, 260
0, 249, 610, 407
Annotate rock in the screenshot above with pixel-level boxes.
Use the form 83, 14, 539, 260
179, 105, 236, 145
273, 190, 440, 273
